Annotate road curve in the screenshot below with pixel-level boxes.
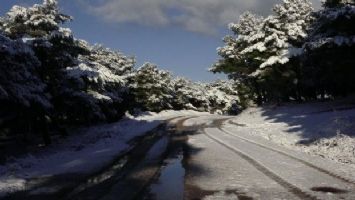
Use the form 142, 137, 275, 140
182, 115, 355, 200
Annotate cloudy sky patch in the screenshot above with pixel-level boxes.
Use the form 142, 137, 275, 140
83, 0, 322, 35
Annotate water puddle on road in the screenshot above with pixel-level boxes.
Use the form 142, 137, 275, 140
144, 150, 185, 200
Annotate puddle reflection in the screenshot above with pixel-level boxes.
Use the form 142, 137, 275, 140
147, 151, 185, 200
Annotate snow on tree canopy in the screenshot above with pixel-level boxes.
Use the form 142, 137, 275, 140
172, 77, 210, 111
0, 0, 71, 38
306, 3, 355, 49
132, 63, 175, 112
65, 42, 135, 105
205, 80, 241, 114
256, 0, 313, 69
0, 33, 51, 109
170, 77, 241, 114
210, 12, 265, 74
213, 0, 313, 77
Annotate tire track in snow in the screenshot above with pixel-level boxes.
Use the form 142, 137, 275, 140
202, 129, 319, 200
219, 121, 355, 188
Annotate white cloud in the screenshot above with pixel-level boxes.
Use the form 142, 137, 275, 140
82, 0, 171, 26
80, 0, 322, 35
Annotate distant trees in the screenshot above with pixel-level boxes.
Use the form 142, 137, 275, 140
171, 78, 242, 114
132, 63, 175, 112
131, 63, 242, 114
205, 80, 241, 114
213, 0, 355, 104
172, 78, 210, 111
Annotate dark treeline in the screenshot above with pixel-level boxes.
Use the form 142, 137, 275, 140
212, 0, 355, 105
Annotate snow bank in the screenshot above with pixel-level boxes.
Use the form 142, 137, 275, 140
129, 110, 208, 121
0, 119, 158, 197
228, 101, 355, 165
183, 115, 229, 127
0, 110, 202, 197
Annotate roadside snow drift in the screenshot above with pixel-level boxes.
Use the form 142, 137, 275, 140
228, 101, 355, 165
0, 110, 203, 197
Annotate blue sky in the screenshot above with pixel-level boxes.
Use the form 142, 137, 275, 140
0, 0, 321, 82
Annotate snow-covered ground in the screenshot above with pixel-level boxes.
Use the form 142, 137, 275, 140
227, 100, 355, 166
0, 110, 203, 197
2, 102, 355, 197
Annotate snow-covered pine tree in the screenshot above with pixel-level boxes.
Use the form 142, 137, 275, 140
0, 0, 75, 144
258, 0, 313, 68
172, 77, 210, 111
0, 0, 71, 39
252, 0, 313, 102
213, 0, 314, 104
302, 0, 355, 97
64, 43, 135, 122
0, 32, 52, 143
171, 78, 242, 114
132, 63, 175, 112
323, 0, 355, 7
211, 11, 266, 104
211, 12, 264, 79
205, 80, 241, 114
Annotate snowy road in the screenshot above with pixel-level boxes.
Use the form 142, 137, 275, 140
180, 116, 355, 200
4, 114, 355, 200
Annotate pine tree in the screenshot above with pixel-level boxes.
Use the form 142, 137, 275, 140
303, 0, 355, 97
205, 80, 241, 114
0, 0, 82, 144
211, 11, 265, 104
0, 0, 71, 39
132, 63, 175, 112
171, 78, 241, 114
0, 32, 52, 144
323, 0, 355, 8
172, 77, 209, 111
64, 43, 135, 122
213, 0, 314, 104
